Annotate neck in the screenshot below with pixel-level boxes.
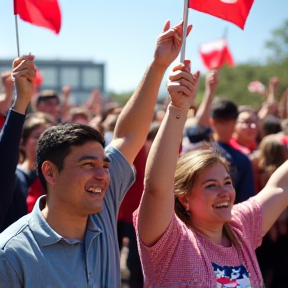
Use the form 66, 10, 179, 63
233, 134, 250, 147
213, 133, 230, 144
41, 199, 88, 241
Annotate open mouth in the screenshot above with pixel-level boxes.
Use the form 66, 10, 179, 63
213, 201, 230, 209
85, 186, 102, 194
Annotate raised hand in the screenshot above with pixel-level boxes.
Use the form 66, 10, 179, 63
205, 69, 218, 93
154, 20, 192, 69
167, 60, 199, 111
12, 54, 36, 102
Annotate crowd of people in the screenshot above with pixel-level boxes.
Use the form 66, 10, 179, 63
0, 20, 288, 288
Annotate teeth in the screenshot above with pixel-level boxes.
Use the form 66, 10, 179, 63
215, 201, 229, 208
86, 187, 102, 194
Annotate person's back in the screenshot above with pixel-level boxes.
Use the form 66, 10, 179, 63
209, 98, 255, 203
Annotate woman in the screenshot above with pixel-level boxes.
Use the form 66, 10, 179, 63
134, 60, 288, 287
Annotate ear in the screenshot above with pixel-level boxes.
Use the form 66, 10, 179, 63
41, 161, 58, 186
177, 194, 190, 212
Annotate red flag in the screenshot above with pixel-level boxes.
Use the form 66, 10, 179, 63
189, 0, 254, 29
199, 39, 234, 70
14, 0, 62, 34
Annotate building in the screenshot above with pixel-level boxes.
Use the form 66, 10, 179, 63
0, 59, 105, 104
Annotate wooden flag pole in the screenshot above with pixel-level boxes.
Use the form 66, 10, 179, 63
180, 0, 189, 63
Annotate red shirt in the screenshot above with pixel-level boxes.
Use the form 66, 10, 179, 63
118, 146, 147, 223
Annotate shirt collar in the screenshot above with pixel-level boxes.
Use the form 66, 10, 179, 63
29, 196, 102, 247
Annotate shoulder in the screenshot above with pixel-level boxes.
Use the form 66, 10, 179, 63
0, 215, 30, 250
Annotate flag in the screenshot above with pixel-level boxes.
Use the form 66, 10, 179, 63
14, 0, 62, 34
189, 0, 254, 30
248, 81, 266, 94
199, 39, 234, 70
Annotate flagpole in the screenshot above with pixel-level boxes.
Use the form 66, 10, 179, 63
180, 0, 189, 63
15, 15, 20, 57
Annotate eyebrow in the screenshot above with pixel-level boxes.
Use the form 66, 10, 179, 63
78, 155, 110, 163
201, 176, 231, 185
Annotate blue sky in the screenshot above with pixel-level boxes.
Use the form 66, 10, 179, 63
0, 0, 288, 95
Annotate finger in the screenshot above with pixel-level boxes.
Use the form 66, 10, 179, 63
169, 70, 193, 83
168, 83, 194, 98
13, 60, 36, 74
183, 60, 191, 72
12, 55, 35, 69
162, 20, 170, 33
172, 63, 185, 72
186, 24, 193, 37
12, 70, 35, 82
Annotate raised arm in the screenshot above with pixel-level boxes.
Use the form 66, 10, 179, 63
195, 69, 218, 126
137, 61, 199, 246
254, 160, 288, 237
110, 20, 192, 165
0, 55, 36, 230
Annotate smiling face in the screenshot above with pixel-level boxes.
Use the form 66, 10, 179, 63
184, 162, 235, 228
234, 111, 258, 146
47, 141, 110, 216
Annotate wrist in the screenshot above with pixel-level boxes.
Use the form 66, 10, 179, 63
168, 103, 188, 120
12, 97, 30, 115
150, 60, 168, 74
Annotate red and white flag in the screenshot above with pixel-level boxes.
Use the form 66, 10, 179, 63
14, 0, 62, 34
199, 39, 234, 70
189, 0, 254, 29
247, 81, 266, 94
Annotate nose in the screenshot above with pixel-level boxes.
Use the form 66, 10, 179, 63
93, 167, 109, 181
218, 185, 234, 198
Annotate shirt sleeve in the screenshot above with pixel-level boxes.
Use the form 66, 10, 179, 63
103, 145, 135, 215
133, 209, 182, 279
231, 197, 263, 249
0, 109, 25, 231
0, 250, 22, 288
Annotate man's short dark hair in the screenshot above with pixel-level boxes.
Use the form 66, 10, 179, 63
210, 98, 238, 121
36, 90, 59, 107
36, 123, 105, 192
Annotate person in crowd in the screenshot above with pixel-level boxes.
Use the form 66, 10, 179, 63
261, 114, 282, 138
0, 71, 14, 130
35, 89, 60, 121
250, 134, 288, 287
231, 106, 259, 155
209, 98, 255, 202
0, 18, 191, 287
66, 106, 90, 124
0, 63, 54, 233
134, 60, 288, 287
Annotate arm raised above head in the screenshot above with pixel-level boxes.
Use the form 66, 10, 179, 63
137, 60, 199, 246
110, 20, 192, 165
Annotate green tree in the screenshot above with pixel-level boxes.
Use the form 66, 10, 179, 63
265, 19, 288, 63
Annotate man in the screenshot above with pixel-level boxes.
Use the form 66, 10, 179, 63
36, 89, 60, 121
209, 98, 255, 203
0, 19, 190, 287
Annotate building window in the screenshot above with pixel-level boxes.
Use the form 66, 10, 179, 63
82, 67, 102, 89
60, 67, 80, 88
38, 67, 58, 87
